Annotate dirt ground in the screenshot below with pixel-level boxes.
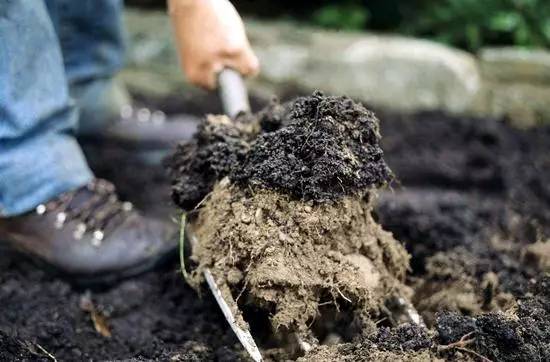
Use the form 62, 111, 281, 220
0, 93, 549, 361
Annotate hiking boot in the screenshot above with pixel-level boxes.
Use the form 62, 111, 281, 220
0, 179, 178, 284
73, 78, 200, 148
78, 102, 200, 149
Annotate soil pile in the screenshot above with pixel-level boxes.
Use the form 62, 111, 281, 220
435, 275, 550, 362
170, 92, 409, 344
298, 323, 437, 362
1, 97, 549, 361
169, 91, 392, 209
191, 182, 408, 332
232, 93, 392, 202
378, 109, 550, 239
506, 127, 550, 238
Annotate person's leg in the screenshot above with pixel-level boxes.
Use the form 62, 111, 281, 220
44, 0, 130, 134
0, 0, 93, 217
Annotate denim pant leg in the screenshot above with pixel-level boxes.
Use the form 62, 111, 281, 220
0, 0, 93, 217
44, 0, 128, 134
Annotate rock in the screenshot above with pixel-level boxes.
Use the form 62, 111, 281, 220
480, 47, 550, 83
523, 241, 550, 272
474, 47, 550, 127
474, 81, 550, 128
122, 8, 550, 127
122, 9, 480, 114
251, 23, 481, 113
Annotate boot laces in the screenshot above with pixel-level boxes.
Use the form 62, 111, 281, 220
35, 179, 133, 247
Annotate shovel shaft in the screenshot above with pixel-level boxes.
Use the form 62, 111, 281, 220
217, 68, 251, 118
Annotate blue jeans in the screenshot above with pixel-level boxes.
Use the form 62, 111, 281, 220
0, 0, 125, 216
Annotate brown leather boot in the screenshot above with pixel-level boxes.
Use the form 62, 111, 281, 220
0, 179, 178, 284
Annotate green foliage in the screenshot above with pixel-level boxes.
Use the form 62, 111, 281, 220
405, 0, 550, 51
233, 0, 550, 50
310, 1, 370, 31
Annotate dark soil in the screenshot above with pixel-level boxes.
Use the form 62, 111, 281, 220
232, 93, 391, 202
0, 251, 246, 361
168, 114, 256, 210
1, 92, 549, 361
169, 92, 392, 209
435, 276, 550, 362
172, 93, 407, 354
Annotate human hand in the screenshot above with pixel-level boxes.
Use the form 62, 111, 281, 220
168, 0, 260, 89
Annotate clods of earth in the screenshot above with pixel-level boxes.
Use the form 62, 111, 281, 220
1, 92, 549, 361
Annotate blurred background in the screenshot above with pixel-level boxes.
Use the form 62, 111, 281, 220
132, 0, 550, 51
120, 0, 550, 128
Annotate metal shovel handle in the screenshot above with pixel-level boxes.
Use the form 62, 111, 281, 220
217, 68, 251, 118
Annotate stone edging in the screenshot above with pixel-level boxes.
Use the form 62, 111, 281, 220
123, 9, 550, 127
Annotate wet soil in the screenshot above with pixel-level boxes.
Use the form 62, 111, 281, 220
1, 93, 549, 361
169, 92, 391, 209
171, 94, 410, 354
190, 181, 408, 334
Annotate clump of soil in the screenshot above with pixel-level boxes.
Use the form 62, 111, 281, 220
0, 331, 49, 361
2, 94, 550, 362
190, 181, 409, 332
232, 92, 392, 202
169, 92, 392, 209
167, 92, 412, 357
298, 323, 437, 361
435, 275, 550, 362
169, 114, 258, 209
411, 246, 521, 325
170, 92, 408, 344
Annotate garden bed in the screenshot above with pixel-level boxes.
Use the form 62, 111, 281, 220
1, 93, 548, 361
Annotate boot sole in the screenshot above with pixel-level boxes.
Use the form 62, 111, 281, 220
0, 243, 177, 289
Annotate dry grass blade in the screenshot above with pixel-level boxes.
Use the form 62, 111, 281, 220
34, 343, 57, 362
79, 292, 112, 338
438, 332, 493, 362
179, 212, 189, 281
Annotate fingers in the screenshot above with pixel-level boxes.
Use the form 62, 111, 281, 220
222, 49, 260, 78
184, 60, 222, 90
186, 49, 259, 90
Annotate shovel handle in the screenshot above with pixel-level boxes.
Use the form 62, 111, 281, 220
217, 68, 251, 118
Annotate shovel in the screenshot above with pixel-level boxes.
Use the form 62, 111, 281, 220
181, 69, 425, 361
182, 68, 263, 362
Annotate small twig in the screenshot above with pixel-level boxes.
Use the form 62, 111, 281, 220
235, 278, 249, 303
336, 176, 346, 194
438, 332, 493, 362
317, 300, 333, 306
455, 347, 493, 362
438, 332, 475, 351
194, 191, 213, 211
375, 317, 388, 325
35, 343, 57, 362
335, 286, 352, 304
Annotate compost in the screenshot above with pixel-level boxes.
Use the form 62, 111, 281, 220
0, 92, 549, 361
170, 93, 409, 353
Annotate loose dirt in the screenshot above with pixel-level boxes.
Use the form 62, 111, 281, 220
168, 93, 411, 359
169, 92, 392, 209
0, 92, 549, 361
190, 182, 408, 333
171, 93, 411, 355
